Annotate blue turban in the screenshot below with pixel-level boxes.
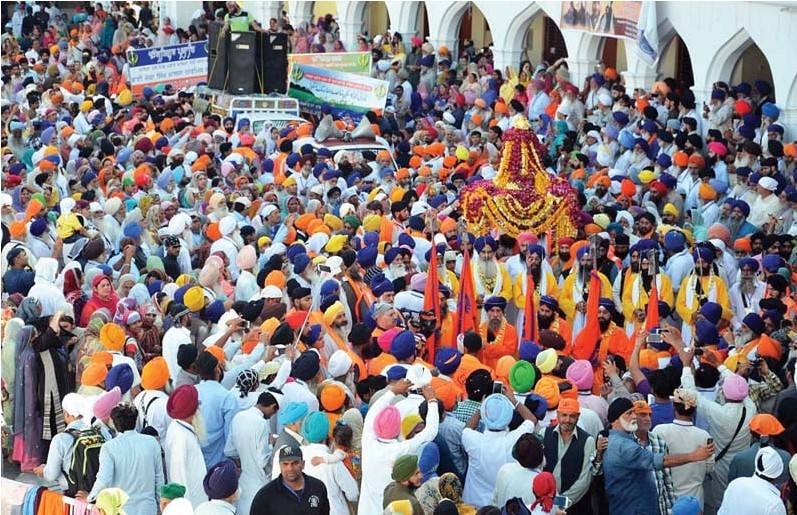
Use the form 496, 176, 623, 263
473, 236, 497, 253
301, 411, 330, 443
539, 295, 562, 316
81, 171, 97, 187
591, 73, 605, 86
742, 313, 765, 335
203, 300, 225, 324
435, 348, 462, 376
371, 278, 394, 297
527, 244, 545, 258
693, 246, 714, 264
761, 103, 779, 120
278, 401, 309, 425
123, 223, 143, 240
735, 82, 752, 95
733, 199, 751, 217
762, 309, 782, 330
237, 118, 250, 130
262, 159, 274, 174
173, 285, 190, 305
656, 154, 672, 168
293, 254, 311, 274
398, 233, 415, 249
761, 254, 784, 273
384, 247, 402, 266
418, 443, 440, 483
632, 238, 659, 256
106, 364, 134, 395
739, 124, 756, 140
484, 296, 508, 311
634, 138, 649, 153
286, 153, 301, 168
305, 324, 322, 345
322, 169, 340, 181
523, 393, 549, 420
391, 330, 417, 361
519, 341, 541, 362
287, 243, 307, 261
694, 320, 719, 346
613, 111, 629, 127
147, 280, 163, 296
363, 232, 379, 248
599, 298, 616, 311
347, 173, 361, 187
699, 302, 722, 325
738, 257, 759, 272
320, 279, 339, 298
429, 194, 447, 209
386, 365, 408, 381
203, 459, 239, 500
480, 394, 514, 430
357, 246, 378, 268
317, 147, 332, 158
312, 163, 327, 177
291, 351, 321, 381
618, 130, 635, 149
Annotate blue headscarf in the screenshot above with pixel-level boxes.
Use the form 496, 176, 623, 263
418, 442, 440, 483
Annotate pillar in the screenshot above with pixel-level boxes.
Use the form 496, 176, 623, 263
338, 21, 363, 50
250, 1, 282, 26
158, 1, 202, 31
620, 69, 659, 94
777, 107, 797, 140
426, 37, 459, 61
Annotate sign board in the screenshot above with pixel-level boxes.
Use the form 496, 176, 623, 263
127, 41, 208, 96
287, 52, 372, 76
287, 63, 388, 119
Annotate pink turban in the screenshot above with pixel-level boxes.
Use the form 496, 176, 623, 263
93, 386, 122, 420
220, 162, 235, 177
517, 232, 538, 246
566, 360, 594, 390
722, 373, 749, 401
374, 405, 401, 439
236, 245, 257, 271
707, 224, 731, 247
378, 327, 402, 353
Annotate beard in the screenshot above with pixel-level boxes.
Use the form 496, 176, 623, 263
630, 262, 640, 273
735, 328, 754, 346
696, 265, 711, 276
488, 317, 502, 336
479, 257, 497, 279
538, 313, 553, 329
190, 412, 207, 443
740, 277, 756, 294
558, 251, 571, 262
390, 263, 407, 277
620, 418, 638, 432
599, 319, 611, 332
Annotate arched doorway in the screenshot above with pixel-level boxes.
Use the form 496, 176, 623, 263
598, 37, 627, 73
456, 3, 492, 54
363, 1, 390, 40
730, 43, 773, 94
658, 34, 694, 86
520, 15, 568, 66
413, 2, 429, 40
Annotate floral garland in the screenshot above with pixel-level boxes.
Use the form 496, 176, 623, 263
481, 317, 507, 344
460, 115, 579, 243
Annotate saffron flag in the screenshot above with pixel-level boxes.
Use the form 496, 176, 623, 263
423, 245, 442, 363
456, 246, 479, 336
523, 273, 538, 342
646, 279, 659, 331
572, 271, 603, 361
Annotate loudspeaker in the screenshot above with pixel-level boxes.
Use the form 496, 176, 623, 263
259, 32, 289, 94
207, 21, 228, 90
228, 32, 257, 95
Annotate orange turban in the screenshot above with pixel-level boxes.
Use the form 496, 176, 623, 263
494, 356, 516, 385
698, 183, 717, 201
443, 156, 457, 168
621, 179, 637, 197
9, 221, 26, 239
81, 362, 108, 387
673, 151, 689, 168
585, 224, 602, 235
534, 376, 560, 409
99, 323, 126, 351
91, 351, 114, 366
688, 154, 705, 169
265, 270, 286, 289
295, 213, 316, 232
377, 150, 391, 161
733, 238, 752, 253
206, 345, 225, 364
440, 217, 457, 233
409, 155, 422, 169
320, 383, 346, 412
141, 357, 169, 390
784, 143, 797, 158
25, 199, 45, 221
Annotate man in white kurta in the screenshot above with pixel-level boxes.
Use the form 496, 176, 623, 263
163, 385, 208, 508
224, 392, 279, 514
358, 380, 439, 515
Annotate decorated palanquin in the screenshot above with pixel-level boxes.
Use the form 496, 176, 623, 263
460, 116, 580, 242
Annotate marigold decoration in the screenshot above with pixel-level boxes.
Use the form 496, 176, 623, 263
460, 116, 579, 242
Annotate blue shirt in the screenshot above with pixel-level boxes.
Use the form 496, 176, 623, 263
650, 400, 674, 429
604, 429, 663, 515
196, 379, 240, 468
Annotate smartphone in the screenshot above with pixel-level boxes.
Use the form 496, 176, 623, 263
492, 381, 503, 394
553, 495, 571, 509
646, 330, 662, 345
318, 264, 331, 273
241, 320, 251, 331
706, 438, 713, 445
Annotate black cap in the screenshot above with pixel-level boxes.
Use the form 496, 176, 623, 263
608, 397, 634, 424
278, 445, 303, 462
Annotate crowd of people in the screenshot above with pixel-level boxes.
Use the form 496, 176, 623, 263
2, 1, 797, 515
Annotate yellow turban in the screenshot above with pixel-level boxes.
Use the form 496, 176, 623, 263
663, 203, 679, 216
99, 323, 126, 352
80, 100, 93, 113
141, 357, 170, 390
81, 362, 108, 387
698, 183, 717, 201
184, 286, 206, 312
260, 317, 280, 338
324, 213, 343, 231
283, 176, 297, 187
325, 234, 348, 254
363, 214, 382, 232
323, 301, 345, 326
638, 169, 656, 184
175, 274, 192, 287
390, 187, 407, 203
95, 488, 129, 515
401, 414, 424, 438
117, 89, 133, 106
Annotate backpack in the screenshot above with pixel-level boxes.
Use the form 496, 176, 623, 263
64, 427, 105, 496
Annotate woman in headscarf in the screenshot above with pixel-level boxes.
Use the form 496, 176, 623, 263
499, 67, 519, 103
235, 245, 259, 302
2, 318, 25, 451
75, 308, 113, 381
529, 471, 558, 514
437, 473, 475, 515
27, 257, 66, 318
137, 301, 163, 363
545, 89, 562, 119
199, 254, 232, 301
116, 273, 137, 299
415, 442, 442, 514
79, 274, 120, 327
12, 299, 45, 471
62, 262, 88, 335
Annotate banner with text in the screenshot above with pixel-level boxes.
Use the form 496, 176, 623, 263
288, 52, 372, 76
559, 1, 642, 40
287, 63, 388, 119
127, 41, 208, 96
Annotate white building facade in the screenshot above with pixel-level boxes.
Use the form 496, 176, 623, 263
160, 1, 797, 135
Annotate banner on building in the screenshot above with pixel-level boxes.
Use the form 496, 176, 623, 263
287, 63, 388, 119
127, 40, 208, 96
288, 52, 372, 76
559, 1, 642, 40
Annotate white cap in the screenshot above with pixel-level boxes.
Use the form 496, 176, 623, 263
219, 215, 237, 236
443, 112, 456, 124
260, 285, 282, 299
260, 204, 278, 218
325, 256, 343, 276
758, 176, 778, 192
327, 351, 353, 378
89, 202, 103, 212
755, 446, 784, 479
61, 393, 85, 418
587, 130, 601, 141
234, 196, 251, 207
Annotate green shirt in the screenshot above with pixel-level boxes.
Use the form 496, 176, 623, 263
225, 11, 253, 33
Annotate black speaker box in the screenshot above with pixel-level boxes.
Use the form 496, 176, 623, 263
207, 21, 228, 90
228, 31, 257, 95
259, 32, 289, 94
